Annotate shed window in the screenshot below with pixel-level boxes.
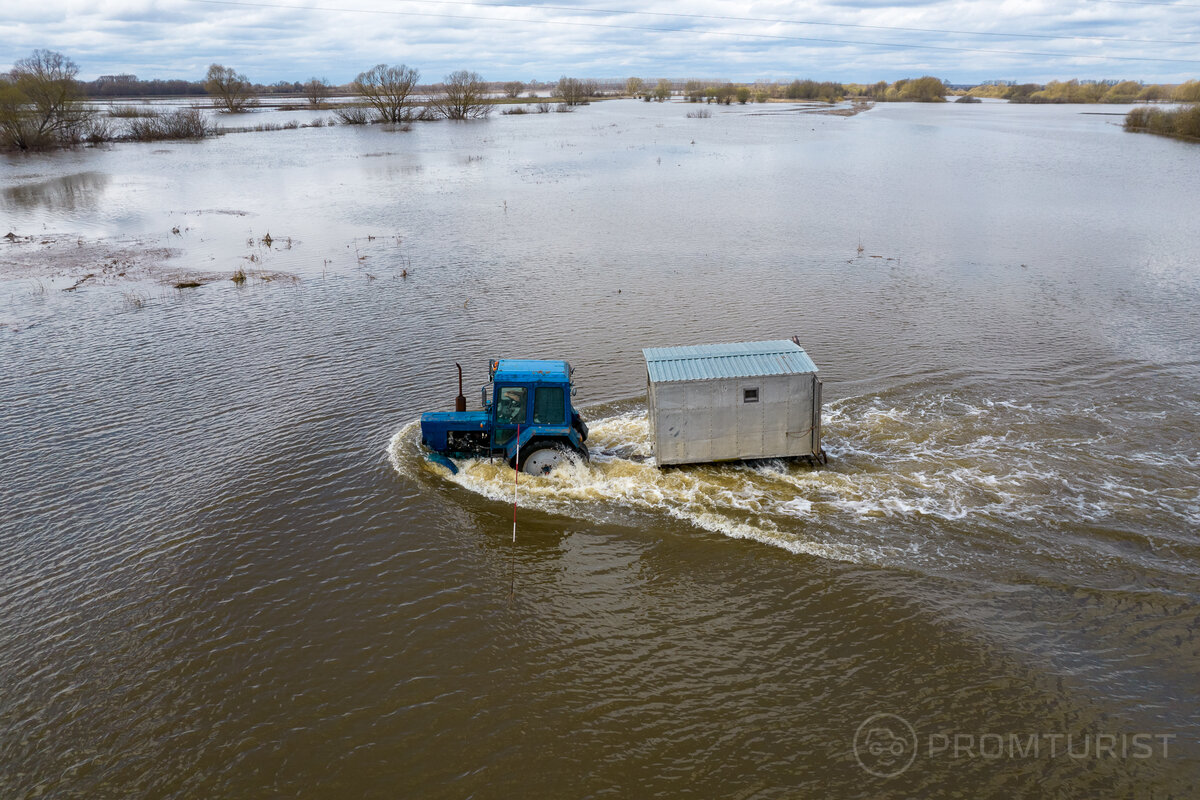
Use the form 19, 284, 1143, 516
743, 388, 759, 403
533, 387, 565, 424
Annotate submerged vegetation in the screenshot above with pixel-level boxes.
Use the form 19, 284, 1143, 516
333, 104, 373, 125
107, 103, 157, 118
204, 64, 256, 112
0, 51, 214, 148
1124, 104, 1200, 141
0, 50, 95, 149
782, 80, 846, 102
428, 70, 493, 120
126, 108, 212, 141
351, 63, 421, 123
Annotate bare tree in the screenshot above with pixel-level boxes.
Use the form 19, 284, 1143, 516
431, 70, 493, 120
556, 76, 587, 106
304, 77, 330, 107
204, 64, 255, 112
1, 50, 95, 149
352, 64, 420, 123
625, 77, 644, 97
503, 80, 524, 99
652, 79, 673, 102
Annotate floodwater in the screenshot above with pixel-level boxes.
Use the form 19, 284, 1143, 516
2, 99, 1198, 797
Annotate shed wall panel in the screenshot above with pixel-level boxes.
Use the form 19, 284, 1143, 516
785, 374, 814, 458
761, 383, 789, 457
736, 380, 764, 459
655, 383, 690, 466
711, 382, 738, 459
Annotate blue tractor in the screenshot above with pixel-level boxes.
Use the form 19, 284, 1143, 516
420, 359, 589, 475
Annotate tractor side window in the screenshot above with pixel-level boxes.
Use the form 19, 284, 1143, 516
496, 387, 527, 424
533, 387, 565, 424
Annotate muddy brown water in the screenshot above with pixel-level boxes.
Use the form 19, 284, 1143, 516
2, 100, 1198, 797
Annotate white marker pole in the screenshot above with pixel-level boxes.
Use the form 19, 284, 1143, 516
512, 423, 520, 543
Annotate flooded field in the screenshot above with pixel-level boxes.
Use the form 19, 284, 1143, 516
2, 99, 1198, 797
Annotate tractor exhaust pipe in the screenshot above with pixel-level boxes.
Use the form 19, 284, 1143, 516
455, 362, 466, 413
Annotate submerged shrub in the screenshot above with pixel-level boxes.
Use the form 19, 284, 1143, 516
334, 104, 372, 124
107, 104, 155, 118
125, 108, 212, 140
83, 116, 115, 144
1125, 104, 1200, 140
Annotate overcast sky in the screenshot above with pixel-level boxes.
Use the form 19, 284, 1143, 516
5, 0, 1200, 85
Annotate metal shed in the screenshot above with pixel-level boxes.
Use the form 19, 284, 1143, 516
642, 339, 823, 466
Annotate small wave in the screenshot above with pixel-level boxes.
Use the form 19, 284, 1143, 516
386, 391, 1200, 571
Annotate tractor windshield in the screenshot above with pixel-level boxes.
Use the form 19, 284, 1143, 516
496, 387, 527, 424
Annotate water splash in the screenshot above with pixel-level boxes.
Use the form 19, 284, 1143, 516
389, 411, 864, 562
389, 391, 1200, 573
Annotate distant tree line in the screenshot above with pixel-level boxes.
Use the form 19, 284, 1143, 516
1124, 80, 1200, 141
84, 74, 207, 97
81, 74, 319, 98
968, 79, 1200, 104
616, 76, 949, 104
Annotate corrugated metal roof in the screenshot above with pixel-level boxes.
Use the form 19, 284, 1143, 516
643, 340, 818, 383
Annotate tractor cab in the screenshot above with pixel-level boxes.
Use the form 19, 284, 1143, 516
421, 358, 588, 474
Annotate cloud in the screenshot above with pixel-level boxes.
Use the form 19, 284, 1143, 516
3, 0, 1199, 83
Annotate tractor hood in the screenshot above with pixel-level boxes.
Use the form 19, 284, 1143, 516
421, 411, 489, 425
420, 411, 490, 452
